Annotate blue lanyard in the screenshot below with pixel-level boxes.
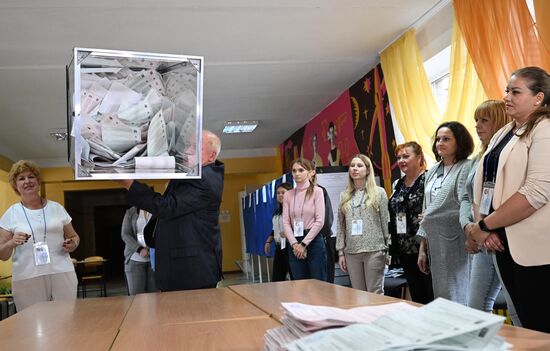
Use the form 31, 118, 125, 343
21, 200, 47, 244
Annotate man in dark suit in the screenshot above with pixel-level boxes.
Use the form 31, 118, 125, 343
120, 130, 224, 291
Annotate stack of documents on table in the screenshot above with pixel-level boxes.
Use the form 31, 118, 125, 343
264, 298, 510, 351
264, 302, 416, 350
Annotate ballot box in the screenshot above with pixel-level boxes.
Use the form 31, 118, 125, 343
66, 47, 204, 180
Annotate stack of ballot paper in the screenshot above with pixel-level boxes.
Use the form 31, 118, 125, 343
75, 62, 199, 171
265, 298, 510, 351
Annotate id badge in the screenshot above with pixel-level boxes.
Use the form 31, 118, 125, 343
396, 212, 407, 234
33, 242, 51, 266
281, 239, 286, 250
137, 233, 147, 247
351, 219, 363, 236
479, 182, 495, 216
294, 220, 304, 238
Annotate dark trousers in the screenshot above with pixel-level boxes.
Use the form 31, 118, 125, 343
495, 233, 550, 333
272, 244, 293, 282
399, 252, 434, 304
289, 235, 327, 281
325, 236, 337, 283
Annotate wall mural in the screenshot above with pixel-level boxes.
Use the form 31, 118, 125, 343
280, 64, 400, 193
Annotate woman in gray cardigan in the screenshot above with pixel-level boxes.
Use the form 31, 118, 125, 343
417, 122, 474, 305
121, 206, 156, 294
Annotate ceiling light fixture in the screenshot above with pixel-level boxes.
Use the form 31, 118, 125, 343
49, 128, 68, 141
222, 120, 259, 134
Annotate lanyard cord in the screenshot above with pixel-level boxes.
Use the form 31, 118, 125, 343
292, 188, 308, 222
429, 162, 456, 203
21, 199, 47, 244
351, 189, 366, 218
392, 172, 422, 212
483, 129, 514, 182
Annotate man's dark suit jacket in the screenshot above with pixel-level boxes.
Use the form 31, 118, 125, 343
127, 160, 225, 291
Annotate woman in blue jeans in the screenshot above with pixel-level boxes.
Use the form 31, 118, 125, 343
283, 158, 327, 281
460, 100, 520, 325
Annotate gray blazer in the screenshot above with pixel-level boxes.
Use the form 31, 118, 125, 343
418, 159, 472, 238
459, 158, 480, 229
417, 159, 473, 304
121, 206, 140, 265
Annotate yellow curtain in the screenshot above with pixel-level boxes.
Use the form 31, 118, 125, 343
380, 17, 487, 163
454, 0, 550, 99
380, 29, 440, 154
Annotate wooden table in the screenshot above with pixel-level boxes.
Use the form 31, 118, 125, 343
120, 287, 268, 328
228, 279, 401, 321
1, 280, 549, 350
0, 296, 133, 351
499, 324, 550, 350
112, 317, 280, 351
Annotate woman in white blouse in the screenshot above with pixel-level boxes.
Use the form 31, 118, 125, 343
336, 154, 390, 294
0, 160, 80, 311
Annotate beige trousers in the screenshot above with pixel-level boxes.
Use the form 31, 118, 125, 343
345, 251, 385, 294
12, 271, 78, 311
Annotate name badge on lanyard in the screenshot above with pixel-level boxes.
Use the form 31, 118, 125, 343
294, 220, 304, 238
396, 212, 407, 234
479, 182, 495, 216
33, 242, 51, 266
351, 219, 363, 236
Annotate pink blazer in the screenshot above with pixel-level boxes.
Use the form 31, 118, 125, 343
473, 119, 550, 266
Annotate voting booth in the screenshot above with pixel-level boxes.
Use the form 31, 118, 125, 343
66, 48, 204, 180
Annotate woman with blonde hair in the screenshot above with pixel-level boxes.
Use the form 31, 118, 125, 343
460, 100, 519, 324
283, 158, 326, 280
0, 160, 79, 311
336, 154, 389, 294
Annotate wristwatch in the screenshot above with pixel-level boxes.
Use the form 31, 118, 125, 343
300, 242, 307, 248
478, 219, 491, 232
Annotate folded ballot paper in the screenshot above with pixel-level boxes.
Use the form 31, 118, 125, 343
264, 298, 510, 351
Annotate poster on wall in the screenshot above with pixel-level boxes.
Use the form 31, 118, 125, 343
281, 126, 305, 172
348, 65, 400, 192
300, 91, 360, 169
280, 64, 400, 193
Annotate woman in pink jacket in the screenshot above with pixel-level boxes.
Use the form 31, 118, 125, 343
283, 158, 326, 280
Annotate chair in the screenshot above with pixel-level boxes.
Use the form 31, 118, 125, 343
0, 293, 15, 321
493, 288, 512, 325
384, 277, 408, 299
80, 256, 107, 298
0, 275, 15, 320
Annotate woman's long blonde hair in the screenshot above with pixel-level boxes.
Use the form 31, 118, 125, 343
339, 154, 379, 213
